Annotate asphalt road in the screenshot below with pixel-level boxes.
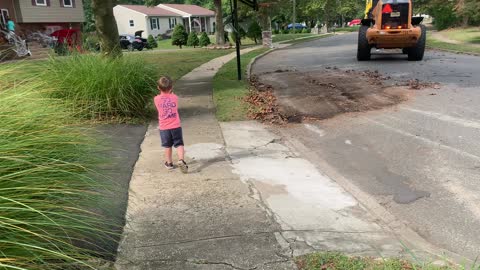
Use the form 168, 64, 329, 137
253, 33, 480, 260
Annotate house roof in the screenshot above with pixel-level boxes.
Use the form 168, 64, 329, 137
160, 4, 215, 16
117, 5, 180, 17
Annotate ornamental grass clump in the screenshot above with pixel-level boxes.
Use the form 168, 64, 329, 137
0, 70, 115, 269
41, 54, 157, 120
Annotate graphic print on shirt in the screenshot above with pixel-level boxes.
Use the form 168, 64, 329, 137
159, 97, 177, 120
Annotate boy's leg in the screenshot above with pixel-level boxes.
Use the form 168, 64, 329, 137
160, 129, 174, 167
172, 127, 188, 174
176, 145, 185, 161
165, 147, 173, 164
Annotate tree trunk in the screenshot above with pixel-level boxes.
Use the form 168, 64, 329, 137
91, 0, 122, 58
214, 0, 225, 45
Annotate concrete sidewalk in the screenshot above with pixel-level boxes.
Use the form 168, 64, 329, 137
115, 48, 296, 270
115, 48, 427, 270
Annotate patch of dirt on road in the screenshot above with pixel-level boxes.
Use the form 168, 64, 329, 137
250, 69, 413, 123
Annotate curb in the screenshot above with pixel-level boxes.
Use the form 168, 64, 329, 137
246, 47, 284, 79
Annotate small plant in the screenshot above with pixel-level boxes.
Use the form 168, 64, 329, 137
172, 24, 188, 48
281, 29, 289, 34
302, 28, 310, 33
273, 29, 280, 34
187, 31, 200, 48
147, 34, 158, 49
199, 31, 211, 47
247, 21, 262, 44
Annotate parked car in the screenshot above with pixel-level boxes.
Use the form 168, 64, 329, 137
348, 19, 361, 27
119, 30, 150, 51
287, 23, 306, 30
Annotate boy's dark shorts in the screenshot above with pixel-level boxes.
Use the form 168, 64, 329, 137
159, 127, 184, 148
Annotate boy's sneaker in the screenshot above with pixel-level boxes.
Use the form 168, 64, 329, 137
178, 160, 188, 174
164, 162, 174, 170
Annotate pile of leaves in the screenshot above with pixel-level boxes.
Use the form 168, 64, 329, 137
244, 76, 287, 124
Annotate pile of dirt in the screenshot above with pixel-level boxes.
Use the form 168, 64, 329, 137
250, 69, 414, 123
403, 79, 441, 90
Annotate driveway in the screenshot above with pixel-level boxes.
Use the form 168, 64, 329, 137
253, 33, 480, 260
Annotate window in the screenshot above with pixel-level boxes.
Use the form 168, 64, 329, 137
129, 20, 134, 27
150, 18, 159, 30
169, 18, 177, 29
35, 0, 47, 6
63, 0, 73, 7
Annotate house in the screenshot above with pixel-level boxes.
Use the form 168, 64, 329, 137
0, 0, 84, 36
113, 4, 215, 38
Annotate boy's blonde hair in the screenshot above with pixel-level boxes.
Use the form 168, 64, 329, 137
157, 76, 173, 93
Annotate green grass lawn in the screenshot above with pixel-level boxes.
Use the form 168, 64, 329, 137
156, 38, 178, 49
442, 27, 480, 45
139, 49, 233, 80
296, 252, 466, 270
213, 48, 269, 121
428, 34, 480, 55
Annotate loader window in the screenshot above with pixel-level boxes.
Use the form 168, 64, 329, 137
381, 3, 409, 29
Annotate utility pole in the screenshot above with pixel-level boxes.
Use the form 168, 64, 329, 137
233, 0, 241, 80
292, 0, 296, 33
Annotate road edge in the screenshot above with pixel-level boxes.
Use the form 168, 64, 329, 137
246, 47, 282, 79
278, 130, 470, 265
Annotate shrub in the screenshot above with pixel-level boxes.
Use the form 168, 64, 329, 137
187, 31, 200, 47
187, 31, 200, 48
0, 70, 113, 269
41, 54, 157, 120
302, 28, 310, 33
199, 32, 211, 47
281, 29, 289, 34
172, 24, 188, 48
273, 29, 280, 34
247, 21, 262, 44
429, 3, 459, 30
147, 34, 158, 49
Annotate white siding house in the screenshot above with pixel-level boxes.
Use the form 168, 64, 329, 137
113, 4, 215, 37
114, 5, 183, 37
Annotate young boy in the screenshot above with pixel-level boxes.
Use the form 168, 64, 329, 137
154, 76, 188, 173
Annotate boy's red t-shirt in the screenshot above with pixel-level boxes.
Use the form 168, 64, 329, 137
154, 93, 181, 130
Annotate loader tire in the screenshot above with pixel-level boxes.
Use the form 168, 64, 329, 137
357, 25, 371, 61
408, 24, 426, 61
